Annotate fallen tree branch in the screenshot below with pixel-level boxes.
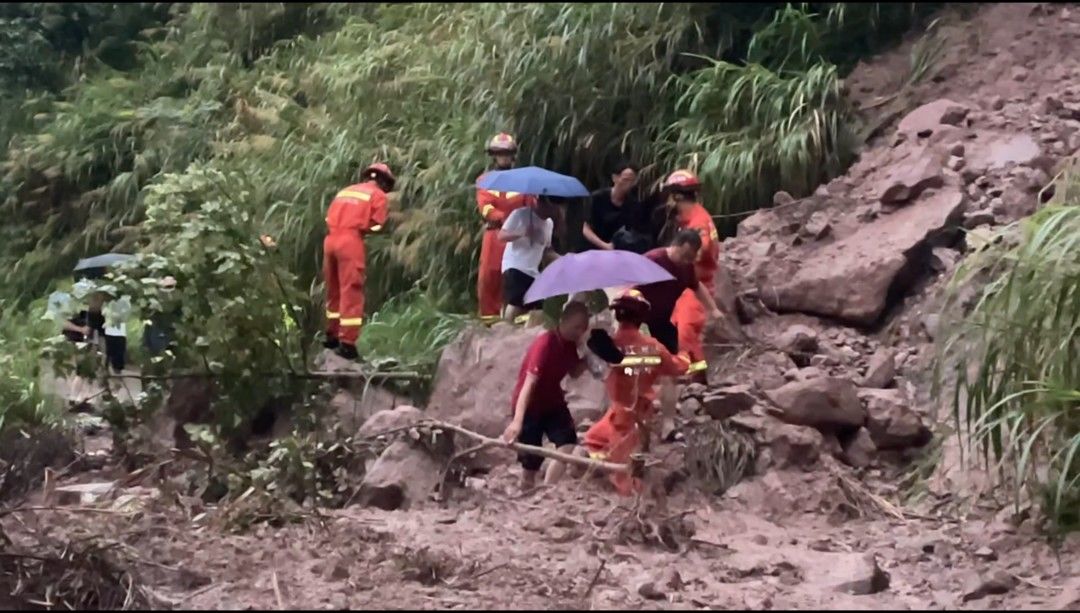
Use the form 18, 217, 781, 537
417, 420, 629, 474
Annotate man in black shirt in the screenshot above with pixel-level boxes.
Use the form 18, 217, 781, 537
582, 161, 653, 254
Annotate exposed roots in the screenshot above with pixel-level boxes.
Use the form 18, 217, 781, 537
0, 527, 157, 610
683, 420, 757, 496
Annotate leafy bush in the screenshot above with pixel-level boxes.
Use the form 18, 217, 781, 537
0, 299, 64, 433
936, 166, 1080, 534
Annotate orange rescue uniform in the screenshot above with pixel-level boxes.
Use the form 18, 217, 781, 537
323, 181, 388, 345
670, 202, 720, 374
584, 323, 691, 495
476, 175, 535, 320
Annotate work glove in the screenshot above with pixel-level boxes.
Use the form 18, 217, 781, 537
587, 328, 624, 365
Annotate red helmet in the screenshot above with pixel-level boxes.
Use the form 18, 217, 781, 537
363, 162, 396, 190
662, 169, 702, 192
610, 288, 652, 319
486, 132, 518, 155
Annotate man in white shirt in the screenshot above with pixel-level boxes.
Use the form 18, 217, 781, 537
498, 198, 559, 325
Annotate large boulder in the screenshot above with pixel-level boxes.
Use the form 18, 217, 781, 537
702, 385, 756, 420
765, 377, 865, 430
761, 184, 965, 326
355, 440, 442, 511
878, 146, 946, 205
356, 405, 424, 439
897, 99, 969, 139
729, 412, 823, 469
857, 389, 932, 449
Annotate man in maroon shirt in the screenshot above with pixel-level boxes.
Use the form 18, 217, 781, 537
502, 301, 591, 490
636, 229, 724, 439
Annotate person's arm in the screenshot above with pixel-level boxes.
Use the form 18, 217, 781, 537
62, 320, 90, 337
582, 221, 613, 251
477, 187, 506, 228
498, 209, 525, 242
503, 372, 537, 443
694, 283, 723, 321
367, 191, 389, 233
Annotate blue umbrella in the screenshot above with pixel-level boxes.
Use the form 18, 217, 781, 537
73, 253, 136, 279
476, 166, 590, 198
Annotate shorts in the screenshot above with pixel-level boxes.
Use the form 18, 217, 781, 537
644, 317, 678, 354
503, 268, 542, 310
516, 405, 579, 472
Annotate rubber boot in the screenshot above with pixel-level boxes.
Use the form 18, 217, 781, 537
323, 333, 340, 350
335, 343, 359, 361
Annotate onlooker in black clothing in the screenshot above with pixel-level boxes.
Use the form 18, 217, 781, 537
582, 161, 653, 254
61, 292, 126, 373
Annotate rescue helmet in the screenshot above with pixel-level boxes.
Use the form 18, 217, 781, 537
610, 288, 652, 321
486, 132, 518, 155
363, 162, 396, 191
661, 169, 702, 193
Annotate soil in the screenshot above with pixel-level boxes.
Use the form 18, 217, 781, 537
5, 3, 1080, 610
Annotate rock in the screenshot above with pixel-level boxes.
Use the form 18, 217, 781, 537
660, 569, 683, 591
777, 324, 819, 354
53, 482, 116, 506
356, 440, 443, 511
637, 581, 666, 601
682, 383, 707, 400
962, 571, 1017, 602
989, 198, 1006, 216
764, 421, 824, 468
356, 405, 424, 439
765, 377, 865, 430
855, 205, 877, 223
762, 185, 964, 326
989, 96, 1005, 111
949, 143, 966, 157
898, 99, 969, 138
922, 314, 941, 341
947, 156, 965, 172
773, 190, 795, 206
963, 210, 996, 229
703, 385, 756, 420
861, 348, 896, 388
680, 397, 702, 417
801, 212, 832, 241
796, 367, 826, 380
965, 133, 1042, 172
842, 428, 877, 468
810, 355, 837, 368
834, 553, 890, 595
879, 148, 946, 205
858, 389, 931, 450
974, 546, 998, 561
929, 247, 960, 274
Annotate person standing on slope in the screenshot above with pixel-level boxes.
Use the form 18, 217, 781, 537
476, 133, 536, 323
322, 162, 395, 361
663, 169, 723, 385
583, 289, 691, 495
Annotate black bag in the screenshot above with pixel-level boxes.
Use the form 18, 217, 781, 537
587, 328, 624, 365
611, 226, 651, 254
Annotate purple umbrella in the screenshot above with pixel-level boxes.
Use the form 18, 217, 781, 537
523, 250, 675, 304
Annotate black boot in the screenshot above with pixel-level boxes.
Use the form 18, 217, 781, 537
323, 334, 340, 350
335, 343, 359, 361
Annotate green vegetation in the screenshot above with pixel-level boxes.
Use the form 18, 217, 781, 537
937, 165, 1080, 534
0, 2, 939, 444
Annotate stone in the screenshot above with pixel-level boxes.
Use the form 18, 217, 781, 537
53, 482, 116, 506
637, 581, 666, 601
879, 148, 946, 205
773, 190, 795, 206
356, 405, 424, 439
858, 389, 932, 450
989, 96, 1005, 111
680, 397, 702, 417
949, 143, 966, 157
834, 553, 891, 595
861, 348, 896, 388
356, 440, 443, 511
842, 427, 877, 468
765, 377, 866, 430
764, 421, 825, 468
965, 133, 1042, 172
897, 99, 969, 138
929, 247, 961, 274
702, 385, 756, 420
963, 210, 996, 230
962, 571, 1017, 602
801, 212, 832, 241
947, 156, 965, 172
922, 314, 941, 341
989, 198, 1006, 216
974, 546, 998, 561
762, 186, 964, 326
777, 324, 819, 355
1012, 67, 1029, 82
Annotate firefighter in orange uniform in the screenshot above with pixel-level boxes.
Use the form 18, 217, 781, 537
476, 133, 535, 323
322, 162, 395, 360
584, 289, 691, 495
664, 170, 723, 384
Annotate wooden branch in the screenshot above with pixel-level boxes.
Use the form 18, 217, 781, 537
418, 419, 629, 474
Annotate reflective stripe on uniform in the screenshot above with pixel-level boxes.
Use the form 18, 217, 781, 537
619, 355, 663, 367
481, 204, 495, 218
479, 314, 501, 324
513, 314, 530, 326
369, 225, 383, 232
336, 190, 372, 201
588, 450, 608, 461
326, 311, 340, 319
340, 317, 364, 327
688, 360, 708, 373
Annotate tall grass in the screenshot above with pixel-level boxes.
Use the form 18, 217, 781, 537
936, 165, 1080, 533
0, 299, 64, 433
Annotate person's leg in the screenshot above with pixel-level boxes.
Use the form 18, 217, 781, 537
516, 414, 544, 490
336, 241, 366, 358
542, 406, 579, 485
672, 290, 708, 383
503, 269, 531, 325
479, 230, 505, 322
649, 318, 681, 440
